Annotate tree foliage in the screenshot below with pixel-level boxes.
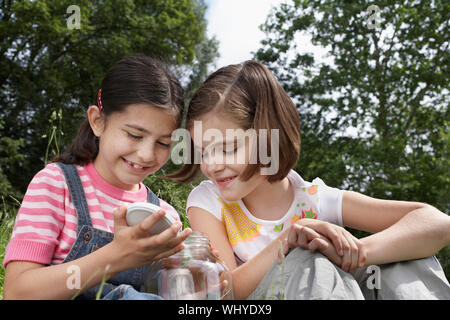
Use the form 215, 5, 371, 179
255, 0, 449, 212
0, 0, 218, 199
255, 0, 449, 278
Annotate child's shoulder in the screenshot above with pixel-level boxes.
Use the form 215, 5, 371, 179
33, 162, 65, 181
288, 170, 334, 189
31, 162, 88, 188
186, 179, 222, 213
287, 170, 314, 189
187, 180, 218, 205
37, 162, 91, 179
24, 162, 73, 199
289, 171, 343, 203
189, 179, 219, 197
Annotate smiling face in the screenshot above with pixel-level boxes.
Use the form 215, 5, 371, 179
89, 103, 177, 191
190, 112, 267, 202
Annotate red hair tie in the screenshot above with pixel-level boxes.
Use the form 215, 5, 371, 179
97, 89, 103, 111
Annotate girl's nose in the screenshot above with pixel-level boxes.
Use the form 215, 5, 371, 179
203, 152, 226, 173
136, 143, 157, 163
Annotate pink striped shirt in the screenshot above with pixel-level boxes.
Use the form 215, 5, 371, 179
3, 162, 180, 267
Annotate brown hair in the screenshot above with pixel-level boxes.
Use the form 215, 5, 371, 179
168, 60, 300, 183
54, 55, 184, 165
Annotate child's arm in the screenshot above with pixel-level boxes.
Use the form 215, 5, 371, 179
342, 191, 450, 266
188, 206, 291, 300
296, 191, 450, 272
4, 207, 191, 299
5, 246, 130, 300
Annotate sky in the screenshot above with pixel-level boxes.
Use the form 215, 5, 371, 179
204, 0, 331, 70
202, 0, 361, 138
204, 0, 287, 69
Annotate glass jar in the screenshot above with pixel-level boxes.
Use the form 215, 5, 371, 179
145, 231, 234, 300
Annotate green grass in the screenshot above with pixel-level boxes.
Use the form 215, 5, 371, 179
0, 194, 21, 299
0, 209, 16, 299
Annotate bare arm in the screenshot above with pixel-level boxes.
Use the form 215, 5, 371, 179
342, 191, 450, 266
4, 207, 190, 299
188, 207, 289, 300
4, 242, 129, 300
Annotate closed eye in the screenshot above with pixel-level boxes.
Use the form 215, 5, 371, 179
158, 141, 171, 148
127, 132, 142, 140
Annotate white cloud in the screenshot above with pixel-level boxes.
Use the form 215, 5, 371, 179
205, 0, 286, 68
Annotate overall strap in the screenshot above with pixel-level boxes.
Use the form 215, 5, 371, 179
145, 186, 160, 206
56, 162, 93, 233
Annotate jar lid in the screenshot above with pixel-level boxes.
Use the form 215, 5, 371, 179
126, 202, 176, 236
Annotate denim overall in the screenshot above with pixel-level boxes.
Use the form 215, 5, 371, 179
57, 162, 163, 300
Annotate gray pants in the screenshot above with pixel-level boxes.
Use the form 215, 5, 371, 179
247, 247, 450, 300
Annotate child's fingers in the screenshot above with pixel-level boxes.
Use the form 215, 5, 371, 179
153, 242, 186, 261
296, 220, 345, 256
308, 238, 343, 266
356, 239, 367, 268
167, 227, 192, 247
338, 234, 352, 272
347, 237, 366, 273
138, 221, 191, 263
301, 226, 323, 243
340, 232, 359, 273
155, 227, 191, 259
287, 225, 323, 250
133, 209, 167, 238
220, 279, 228, 291
286, 224, 300, 246
146, 221, 190, 252
295, 225, 324, 250
308, 237, 329, 252
347, 234, 360, 273
211, 247, 220, 258
112, 205, 128, 229
281, 225, 328, 264
327, 228, 344, 257
152, 219, 183, 243
316, 223, 345, 257
297, 226, 350, 268
288, 224, 315, 247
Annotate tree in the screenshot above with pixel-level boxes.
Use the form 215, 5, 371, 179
255, 0, 449, 211
255, 0, 449, 278
0, 120, 23, 214
0, 0, 218, 195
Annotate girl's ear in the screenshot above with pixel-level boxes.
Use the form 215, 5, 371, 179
87, 105, 105, 137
